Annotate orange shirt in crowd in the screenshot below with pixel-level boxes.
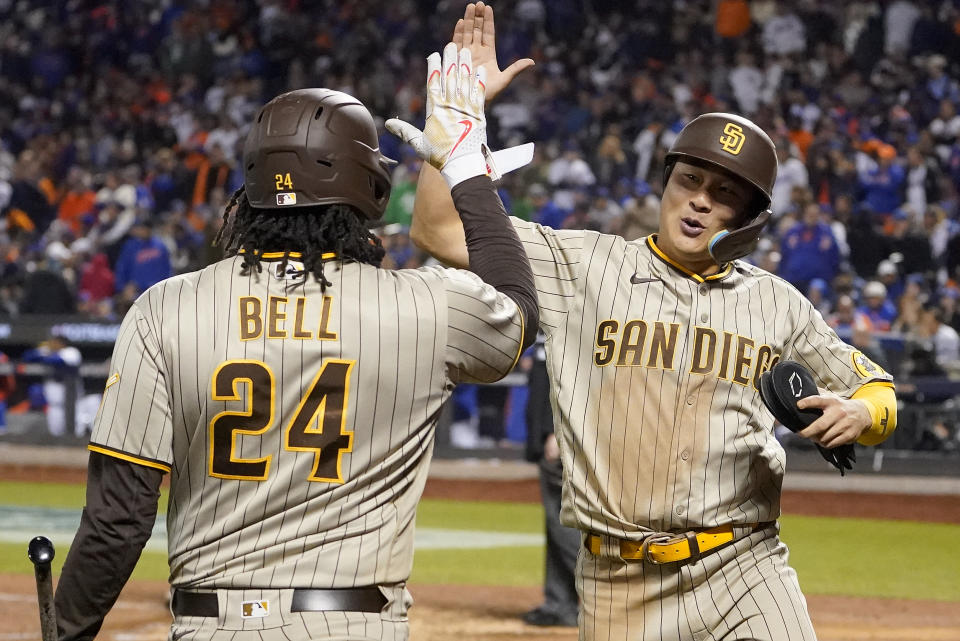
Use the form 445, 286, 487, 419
715, 0, 751, 38
788, 128, 814, 161
58, 190, 97, 235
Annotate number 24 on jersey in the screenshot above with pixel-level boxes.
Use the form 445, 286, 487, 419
207, 358, 354, 484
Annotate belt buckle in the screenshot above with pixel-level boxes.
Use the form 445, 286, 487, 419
639, 533, 675, 565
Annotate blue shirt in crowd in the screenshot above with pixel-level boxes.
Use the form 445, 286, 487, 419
779, 222, 841, 289
114, 236, 172, 294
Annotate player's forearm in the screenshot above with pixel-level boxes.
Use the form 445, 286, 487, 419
411, 164, 470, 269
451, 175, 539, 350
851, 382, 897, 446
55, 452, 162, 641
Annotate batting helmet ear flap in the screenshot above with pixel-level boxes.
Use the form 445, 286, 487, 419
707, 208, 771, 264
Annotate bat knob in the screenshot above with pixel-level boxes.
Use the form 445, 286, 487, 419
28, 536, 55, 565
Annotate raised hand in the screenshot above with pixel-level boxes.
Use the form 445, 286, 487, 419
386, 43, 489, 187
453, 2, 535, 102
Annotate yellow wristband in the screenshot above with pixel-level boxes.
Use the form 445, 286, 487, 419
851, 383, 897, 446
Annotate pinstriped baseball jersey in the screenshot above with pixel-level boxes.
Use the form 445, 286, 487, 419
511, 221, 893, 537
88, 253, 523, 589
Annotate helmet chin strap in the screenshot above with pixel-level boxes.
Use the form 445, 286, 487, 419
707, 210, 771, 264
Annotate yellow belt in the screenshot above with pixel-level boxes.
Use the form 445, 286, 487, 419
585, 522, 770, 564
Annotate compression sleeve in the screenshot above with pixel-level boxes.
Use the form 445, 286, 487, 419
55, 452, 163, 641
451, 175, 539, 351
851, 382, 897, 446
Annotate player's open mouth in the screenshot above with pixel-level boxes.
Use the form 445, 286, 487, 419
680, 217, 705, 236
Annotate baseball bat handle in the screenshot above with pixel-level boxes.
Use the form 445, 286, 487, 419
28, 536, 58, 641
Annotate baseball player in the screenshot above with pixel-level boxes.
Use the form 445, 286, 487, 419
408, 5, 898, 640
54, 44, 538, 641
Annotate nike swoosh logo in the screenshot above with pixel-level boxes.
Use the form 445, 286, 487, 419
630, 274, 660, 285
449, 119, 473, 158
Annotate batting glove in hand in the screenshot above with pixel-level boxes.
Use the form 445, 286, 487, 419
759, 360, 856, 476
386, 42, 532, 188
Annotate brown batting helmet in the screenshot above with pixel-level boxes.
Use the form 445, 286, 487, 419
243, 89, 394, 220
664, 113, 778, 263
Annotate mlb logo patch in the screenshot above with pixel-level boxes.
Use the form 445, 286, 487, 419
241, 600, 269, 618
276, 192, 297, 206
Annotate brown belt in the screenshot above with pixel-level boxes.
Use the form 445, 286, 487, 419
171, 587, 387, 617
585, 522, 774, 564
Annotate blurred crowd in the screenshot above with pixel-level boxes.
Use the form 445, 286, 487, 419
0, 0, 959, 382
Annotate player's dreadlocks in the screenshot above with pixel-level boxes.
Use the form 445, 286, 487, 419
214, 186, 385, 291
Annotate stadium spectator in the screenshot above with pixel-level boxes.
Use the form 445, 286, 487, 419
761, 2, 807, 57
779, 202, 840, 291
592, 129, 631, 187
893, 274, 929, 334
905, 146, 943, 221
884, 0, 921, 57
828, 294, 888, 369
57, 168, 97, 237
526, 183, 567, 229
918, 305, 960, 375
858, 143, 905, 219
886, 208, 934, 277
113, 218, 172, 296
940, 288, 960, 335
859, 281, 898, 332
929, 97, 960, 159
21, 335, 84, 437
806, 278, 832, 317
547, 143, 595, 211
19, 257, 75, 315
770, 138, 809, 217
8, 150, 56, 237
876, 259, 904, 305
924, 205, 953, 269
77, 253, 116, 316
829, 293, 871, 334
728, 50, 765, 116
714, 0, 751, 59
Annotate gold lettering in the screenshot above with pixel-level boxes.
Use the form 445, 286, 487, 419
646, 322, 680, 369
239, 297, 262, 340
268, 296, 288, 339
317, 295, 338, 340
689, 327, 717, 375
732, 336, 755, 385
753, 345, 773, 390
594, 320, 619, 366
293, 298, 312, 339
617, 320, 648, 366
717, 331, 734, 379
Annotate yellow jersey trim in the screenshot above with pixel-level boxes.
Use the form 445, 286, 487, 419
855, 380, 895, 390
645, 236, 733, 283
506, 305, 527, 376
236, 250, 338, 261
88, 444, 172, 473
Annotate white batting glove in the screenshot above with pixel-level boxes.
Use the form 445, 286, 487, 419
386, 42, 534, 188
